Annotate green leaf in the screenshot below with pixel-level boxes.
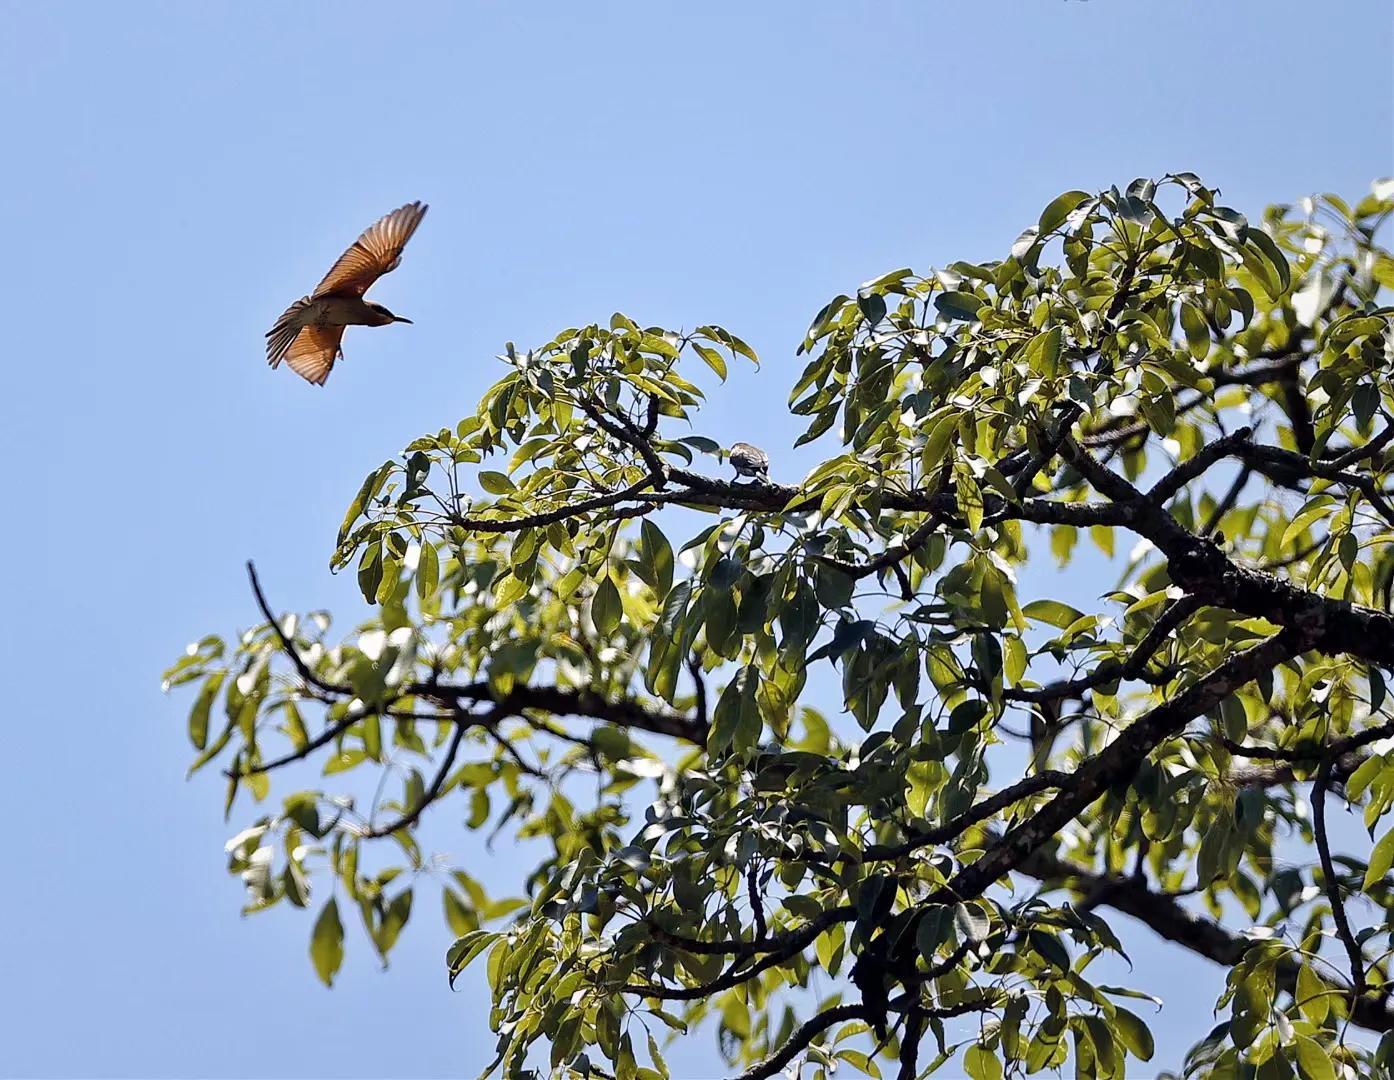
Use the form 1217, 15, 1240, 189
1294, 1035, 1336, 1080
1247, 228, 1292, 295
1324, 314, 1387, 350
916, 906, 952, 962
443, 888, 474, 937
1217, 695, 1248, 742
709, 665, 761, 756
415, 542, 440, 599
934, 291, 983, 321
920, 412, 958, 477
816, 922, 845, 976
593, 576, 622, 636
680, 435, 721, 455
964, 1044, 1003, 1080
323, 749, 367, 775
1022, 326, 1063, 378
479, 471, 516, 496
1296, 962, 1329, 1024
1347, 753, 1386, 801
310, 898, 345, 986
1028, 929, 1070, 971
447, 930, 500, 988
283, 700, 309, 750
339, 463, 392, 545
955, 903, 989, 945
1114, 1008, 1154, 1061
647, 1032, 670, 1079
858, 292, 887, 327
691, 342, 728, 381
1364, 827, 1394, 890
1022, 599, 1085, 629
188, 672, 225, 750
640, 520, 674, 598
357, 542, 383, 604
1038, 190, 1091, 234
1180, 302, 1210, 359
1280, 499, 1334, 550
362, 712, 382, 760
956, 464, 984, 533
376, 888, 413, 956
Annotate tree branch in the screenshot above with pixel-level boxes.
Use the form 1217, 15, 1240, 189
897, 1004, 925, 1080
1005, 596, 1201, 706
576, 396, 670, 484
932, 633, 1300, 913
246, 560, 350, 696
1313, 756, 1368, 994
450, 474, 660, 533
1145, 427, 1254, 505
1058, 436, 1394, 670
642, 904, 857, 958
859, 771, 1073, 863
733, 1004, 871, 1080
358, 707, 482, 838
406, 679, 705, 744
1019, 846, 1394, 1034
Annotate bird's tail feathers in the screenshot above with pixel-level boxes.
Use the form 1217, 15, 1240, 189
266, 296, 312, 368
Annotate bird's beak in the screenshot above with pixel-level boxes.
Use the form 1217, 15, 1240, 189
393, 315, 413, 324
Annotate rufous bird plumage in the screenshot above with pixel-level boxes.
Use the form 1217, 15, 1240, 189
266, 201, 428, 385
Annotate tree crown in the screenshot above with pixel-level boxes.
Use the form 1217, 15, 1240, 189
166, 174, 1394, 1079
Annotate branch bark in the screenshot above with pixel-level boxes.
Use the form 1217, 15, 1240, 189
1019, 847, 1394, 1034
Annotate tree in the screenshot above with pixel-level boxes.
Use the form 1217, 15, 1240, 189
165, 174, 1394, 1079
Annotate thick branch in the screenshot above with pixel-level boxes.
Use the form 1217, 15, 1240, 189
1059, 437, 1394, 669
897, 1004, 925, 1080
1020, 847, 1394, 1034
627, 922, 836, 1001
1223, 719, 1394, 768
1234, 442, 1394, 526
935, 633, 1300, 910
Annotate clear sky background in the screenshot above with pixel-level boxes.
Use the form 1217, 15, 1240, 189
2, 2, 1390, 1077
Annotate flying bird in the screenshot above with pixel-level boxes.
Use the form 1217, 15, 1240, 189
266, 201, 428, 385
728, 442, 770, 482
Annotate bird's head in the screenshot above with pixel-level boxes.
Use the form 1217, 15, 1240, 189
367, 301, 412, 325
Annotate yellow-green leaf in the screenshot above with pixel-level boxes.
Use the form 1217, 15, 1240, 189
1114, 1007, 1154, 1061
1296, 962, 1329, 1024
1363, 827, 1394, 890
964, 1044, 1003, 1080
310, 898, 344, 986
593, 576, 622, 636
1295, 1035, 1336, 1080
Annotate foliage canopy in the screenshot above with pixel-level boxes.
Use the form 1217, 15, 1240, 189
167, 174, 1394, 1079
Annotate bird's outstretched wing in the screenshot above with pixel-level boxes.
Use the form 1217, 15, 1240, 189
266, 296, 311, 368
281, 324, 346, 386
311, 201, 428, 298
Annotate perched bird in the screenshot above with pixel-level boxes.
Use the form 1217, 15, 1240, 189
728, 442, 770, 482
266, 201, 428, 385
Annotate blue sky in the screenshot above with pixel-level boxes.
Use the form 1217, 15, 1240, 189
2, 2, 1390, 1076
